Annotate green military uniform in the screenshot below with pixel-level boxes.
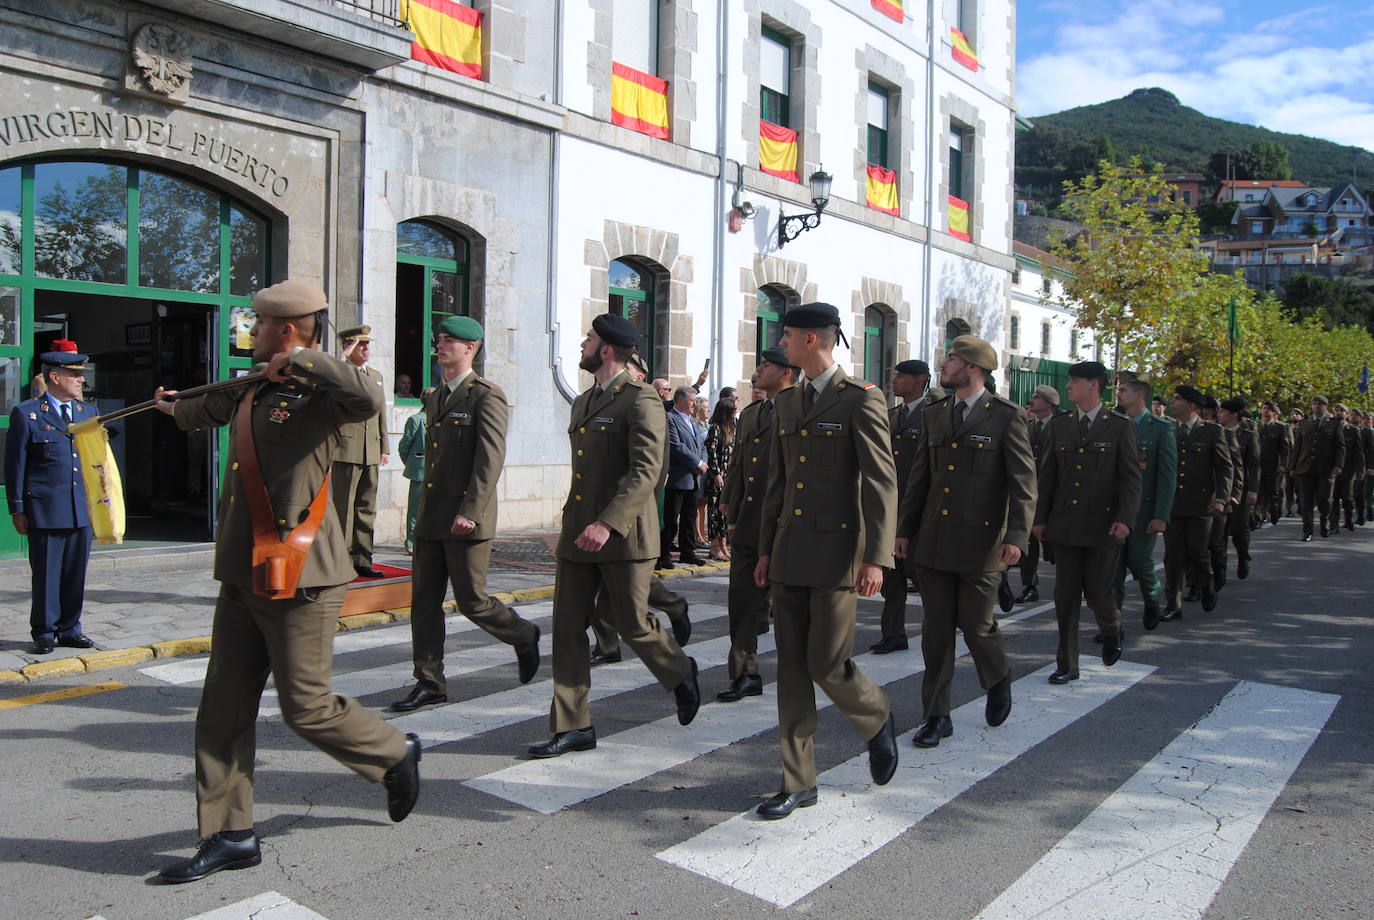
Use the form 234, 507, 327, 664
406, 366, 538, 698
719, 392, 777, 679
1290, 403, 1344, 538
1111, 408, 1177, 620
1221, 416, 1260, 572
1207, 421, 1247, 584
877, 392, 933, 641
588, 574, 688, 660
172, 287, 406, 837
331, 331, 389, 570
397, 407, 426, 552
1360, 419, 1374, 523
759, 363, 896, 793
1163, 400, 1232, 613
1257, 413, 1292, 526
1035, 395, 1141, 677
1333, 408, 1365, 530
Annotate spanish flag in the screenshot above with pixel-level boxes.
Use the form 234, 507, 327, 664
408, 0, 483, 80
948, 194, 971, 241
950, 27, 979, 72
871, 0, 903, 23
866, 165, 899, 216
759, 121, 799, 183
611, 62, 671, 140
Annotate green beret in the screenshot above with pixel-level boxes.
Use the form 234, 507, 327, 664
436, 315, 485, 341
948, 334, 998, 371
254, 279, 328, 319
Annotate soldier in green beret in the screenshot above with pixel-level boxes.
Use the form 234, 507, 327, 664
1111, 373, 1176, 631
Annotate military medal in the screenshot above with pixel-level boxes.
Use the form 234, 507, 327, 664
269, 407, 290, 423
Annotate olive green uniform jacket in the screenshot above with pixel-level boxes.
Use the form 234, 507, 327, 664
1290, 415, 1344, 476
1034, 409, 1141, 546
414, 373, 508, 542
334, 364, 388, 464
1172, 419, 1233, 517
720, 397, 774, 548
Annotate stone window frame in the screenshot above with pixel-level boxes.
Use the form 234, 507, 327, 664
1008, 311, 1021, 352
1040, 319, 1052, 355
855, 47, 915, 218
939, 95, 987, 244
466, 0, 529, 89
586, 0, 697, 145
393, 216, 489, 381
934, 302, 976, 355
736, 253, 814, 384
850, 278, 910, 393
741, 0, 821, 180
583, 219, 693, 381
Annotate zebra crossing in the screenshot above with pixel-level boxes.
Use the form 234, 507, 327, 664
128, 577, 1339, 918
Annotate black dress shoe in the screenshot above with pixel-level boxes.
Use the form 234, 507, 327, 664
1237, 558, 1249, 580
674, 657, 701, 726
985, 674, 1012, 727
159, 833, 261, 883
529, 726, 596, 759
1047, 669, 1079, 684
1102, 629, 1124, 666
913, 715, 953, 748
387, 686, 448, 712
1346, 521, 1356, 531
1091, 632, 1104, 644
32, 638, 54, 654
1160, 607, 1183, 622
515, 625, 541, 684
867, 713, 898, 785
1301, 532, 1313, 542
354, 565, 386, 579
997, 578, 1015, 613
383, 733, 422, 822
1016, 586, 1040, 603
870, 636, 909, 654
756, 787, 818, 820
1212, 570, 1226, 591
716, 673, 763, 702
679, 554, 705, 566
671, 610, 692, 647
1143, 604, 1161, 631
1201, 584, 1218, 612
589, 650, 622, 666
56, 634, 95, 649
656, 558, 674, 570
1184, 586, 1200, 603
1320, 523, 1329, 537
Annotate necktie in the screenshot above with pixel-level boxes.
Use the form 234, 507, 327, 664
1080, 413, 1091, 433
60, 403, 72, 427
760, 400, 775, 428
953, 399, 966, 431
803, 383, 815, 413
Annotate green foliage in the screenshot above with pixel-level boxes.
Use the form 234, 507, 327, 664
1195, 201, 1237, 234
1205, 140, 1294, 183
1280, 273, 1374, 334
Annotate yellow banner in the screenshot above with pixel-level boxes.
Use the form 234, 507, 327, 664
72, 420, 125, 545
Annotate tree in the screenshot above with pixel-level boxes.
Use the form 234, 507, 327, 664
1281, 273, 1374, 334
1249, 140, 1293, 181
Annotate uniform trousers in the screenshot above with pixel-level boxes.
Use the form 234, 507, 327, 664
1295, 474, 1334, 534
331, 461, 379, 566
1112, 529, 1162, 612
1360, 476, 1373, 522
1228, 502, 1253, 559
409, 537, 537, 694
1208, 508, 1233, 577
589, 575, 689, 658
1051, 543, 1123, 674
1284, 474, 1298, 514
195, 582, 406, 836
725, 543, 769, 677
1335, 476, 1358, 526
1020, 535, 1043, 589
404, 478, 422, 549
1163, 514, 1212, 609
913, 566, 1010, 718
549, 557, 690, 732
877, 554, 918, 640
770, 582, 889, 792
26, 525, 92, 641
1259, 472, 1283, 524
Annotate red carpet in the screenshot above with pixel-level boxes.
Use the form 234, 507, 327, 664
349, 563, 412, 583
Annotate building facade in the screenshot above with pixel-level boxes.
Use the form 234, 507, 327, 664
1005, 240, 1100, 403
0, 0, 1018, 556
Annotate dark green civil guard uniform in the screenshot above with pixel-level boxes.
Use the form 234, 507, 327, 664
1163, 386, 1233, 612
1289, 398, 1344, 538
1111, 378, 1177, 619
171, 280, 408, 837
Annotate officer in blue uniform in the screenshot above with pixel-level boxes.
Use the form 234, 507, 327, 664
5, 341, 97, 654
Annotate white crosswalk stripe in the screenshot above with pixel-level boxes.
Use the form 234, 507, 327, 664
972, 680, 1338, 920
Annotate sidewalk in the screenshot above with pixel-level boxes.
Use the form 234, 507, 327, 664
0, 532, 727, 683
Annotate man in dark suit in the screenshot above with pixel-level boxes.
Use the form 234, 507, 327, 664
6, 341, 98, 655
661, 385, 708, 566
1288, 395, 1344, 540
873, 359, 932, 653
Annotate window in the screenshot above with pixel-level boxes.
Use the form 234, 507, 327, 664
609, 258, 656, 367
944, 317, 971, 350
1011, 266, 1021, 286
1094, 338, 1103, 362
1182, 191, 1192, 205
756, 285, 793, 361
1041, 274, 1053, 295
956, 0, 978, 46
1040, 321, 1051, 354
863, 306, 886, 386
612, 0, 660, 75
760, 27, 791, 127
867, 83, 890, 169
1009, 314, 1021, 351
394, 220, 470, 400
1251, 221, 1264, 234
1070, 329, 1080, 357
948, 125, 966, 200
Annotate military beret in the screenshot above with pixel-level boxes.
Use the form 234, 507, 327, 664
1068, 360, 1107, 380
1220, 397, 1247, 413
1033, 384, 1061, 407
894, 359, 930, 377
1174, 385, 1205, 406
1312, 394, 1330, 405
338, 324, 372, 343
253, 279, 328, 319
1261, 400, 1279, 412
1232, 395, 1250, 408
926, 385, 946, 400
783, 302, 843, 329
39, 338, 88, 368
948, 334, 998, 371
626, 352, 649, 376
1334, 402, 1350, 412
435, 315, 484, 341
591, 312, 641, 348
1202, 395, 1220, 411
1151, 394, 1167, 404
759, 345, 798, 371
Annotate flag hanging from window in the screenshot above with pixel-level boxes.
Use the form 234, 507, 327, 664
950, 27, 979, 72
866, 164, 899, 216
948, 194, 971, 241
408, 0, 483, 80
871, 0, 904, 23
611, 62, 671, 140
759, 121, 800, 183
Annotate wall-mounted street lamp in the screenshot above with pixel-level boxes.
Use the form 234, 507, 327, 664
777, 168, 833, 248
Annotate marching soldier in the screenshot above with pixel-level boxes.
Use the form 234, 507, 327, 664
530, 314, 700, 759
874, 358, 933, 653
1331, 404, 1365, 532
1033, 362, 1141, 683
753, 303, 899, 818
1360, 411, 1374, 525
332, 324, 389, 578
1162, 386, 1232, 620
154, 281, 419, 883
1111, 372, 1177, 631
388, 316, 542, 713
1285, 408, 1304, 517
1289, 396, 1344, 540
1202, 395, 1242, 594
715, 346, 795, 699
1257, 401, 1292, 526
1017, 384, 1062, 603
1218, 398, 1260, 580
896, 335, 1035, 748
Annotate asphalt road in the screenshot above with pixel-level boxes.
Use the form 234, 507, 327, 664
3, 515, 1371, 920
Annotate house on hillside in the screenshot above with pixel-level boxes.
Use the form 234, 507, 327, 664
1005, 241, 1103, 403
1211, 179, 1307, 204
1161, 172, 1206, 205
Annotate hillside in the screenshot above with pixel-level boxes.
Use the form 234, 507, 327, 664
1017, 88, 1372, 195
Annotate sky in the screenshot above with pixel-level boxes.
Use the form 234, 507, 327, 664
1016, 0, 1374, 153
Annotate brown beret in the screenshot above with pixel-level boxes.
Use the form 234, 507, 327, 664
338, 324, 373, 343
252, 279, 327, 319
1033, 384, 1061, 407
948, 334, 998, 371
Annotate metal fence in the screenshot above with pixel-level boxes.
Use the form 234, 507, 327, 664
333, 0, 406, 27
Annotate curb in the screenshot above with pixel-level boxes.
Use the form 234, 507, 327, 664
0, 562, 726, 684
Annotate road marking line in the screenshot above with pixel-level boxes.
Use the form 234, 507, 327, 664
972, 680, 1339, 920
182, 890, 329, 920
657, 661, 1156, 908
0, 681, 125, 710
